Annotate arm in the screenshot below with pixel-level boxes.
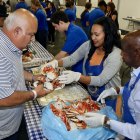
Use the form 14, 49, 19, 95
55, 51, 69, 60
0, 84, 51, 107
62, 41, 90, 67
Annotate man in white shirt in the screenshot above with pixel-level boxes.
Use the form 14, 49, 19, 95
77, 30, 140, 140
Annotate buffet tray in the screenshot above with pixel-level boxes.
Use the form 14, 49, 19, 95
23, 58, 49, 68
37, 83, 89, 106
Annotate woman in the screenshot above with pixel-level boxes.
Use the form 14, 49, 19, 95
80, 2, 92, 37
46, 17, 122, 110
31, 0, 48, 49
106, 2, 119, 29
46, 1, 56, 47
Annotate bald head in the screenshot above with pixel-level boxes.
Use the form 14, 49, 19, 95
122, 30, 140, 50
2, 9, 38, 50
3, 8, 37, 31
121, 30, 140, 68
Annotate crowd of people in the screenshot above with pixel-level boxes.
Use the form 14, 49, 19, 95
0, 0, 140, 140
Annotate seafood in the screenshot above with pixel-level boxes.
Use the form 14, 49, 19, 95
22, 51, 34, 62
50, 97, 100, 131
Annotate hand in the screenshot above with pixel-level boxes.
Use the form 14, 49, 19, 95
58, 70, 81, 84
77, 112, 106, 127
45, 59, 58, 69
97, 87, 117, 104
33, 75, 46, 82
35, 84, 52, 98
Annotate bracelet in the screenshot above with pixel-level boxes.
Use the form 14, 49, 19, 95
31, 90, 37, 100
104, 117, 110, 129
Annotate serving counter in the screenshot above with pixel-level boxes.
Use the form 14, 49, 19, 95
23, 41, 89, 140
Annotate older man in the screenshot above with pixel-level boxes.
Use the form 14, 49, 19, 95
0, 9, 51, 140
78, 30, 140, 140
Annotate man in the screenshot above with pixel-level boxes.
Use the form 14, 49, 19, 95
98, 0, 107, 14
0, 9, 51, 140
15, 0, 28, 10
88, 2, 105, 28
0, 7, 8, 27
51, 11, 88, 73
78, 30, 140, 140
64, 1, 76, 23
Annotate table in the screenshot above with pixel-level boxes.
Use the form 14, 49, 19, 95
24, 41, 53, 140
123, 17, 140, 30
23, 41, 88, 140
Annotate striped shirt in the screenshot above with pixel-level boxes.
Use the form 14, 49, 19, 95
0, 30, 27, 139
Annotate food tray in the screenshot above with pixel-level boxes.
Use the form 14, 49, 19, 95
23, 58, 49, 68
37, 83, 89, 106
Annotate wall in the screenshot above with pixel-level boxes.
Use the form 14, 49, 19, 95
118, 0, 140, 30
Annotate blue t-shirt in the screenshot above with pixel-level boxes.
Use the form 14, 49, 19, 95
15, 2, 28, 10
62, 23, 88, 73
88, 8, 105, 28
46, 7, 56, 18
35, 8, 48, 31
64, 8, 76, 22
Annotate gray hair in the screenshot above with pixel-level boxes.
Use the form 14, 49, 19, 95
4, 9, 37, 30
4, 12, 20, 30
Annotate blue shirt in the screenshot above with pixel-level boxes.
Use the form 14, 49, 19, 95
64, 8, 76, 22
46, 7, 56, 18
35, 8, 48, 31
15, 2, 28, 10
62, 23, 88, 72
81, 11, 90, 27
88, 8, 105, 28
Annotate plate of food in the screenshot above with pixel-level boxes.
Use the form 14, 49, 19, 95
33, 65, 65, 90
33, 80, 65, 91
22, 50, 34, 63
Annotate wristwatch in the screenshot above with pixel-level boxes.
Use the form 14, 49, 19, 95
104, 116, 111, 129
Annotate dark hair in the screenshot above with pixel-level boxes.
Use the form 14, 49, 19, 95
65, 1, 72, 8
51, 11, 69, 24
107, 2, 115, 12
98, 0, 107, 7
80, 2, 92, 20
88, 16, 121, 60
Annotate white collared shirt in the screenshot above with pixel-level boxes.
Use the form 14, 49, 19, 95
110, 67, 140, 140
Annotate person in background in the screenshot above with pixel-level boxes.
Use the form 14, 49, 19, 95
64, 1, 76, 23
88, 1, 105, 29
46, 1, 56, 47
78, 30, 140, 140
70, 0, 76, 16
0, 9, 51, 140
52, 0, 60, 10
0, 0, 7, 13
51, 11, 88, 73
6, 0, 11, 12
80, 2, 92, 38
98, 0, 107, 14
39, 0, 47, 8
47, 17, 122, 110
15, 0, 28, 10
0, 5, 8, 27
31, 0, 48, 49
106, 2, 119, 29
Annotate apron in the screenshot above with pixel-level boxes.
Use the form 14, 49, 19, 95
122, 73, 140, 140
85, 60, 116, 110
